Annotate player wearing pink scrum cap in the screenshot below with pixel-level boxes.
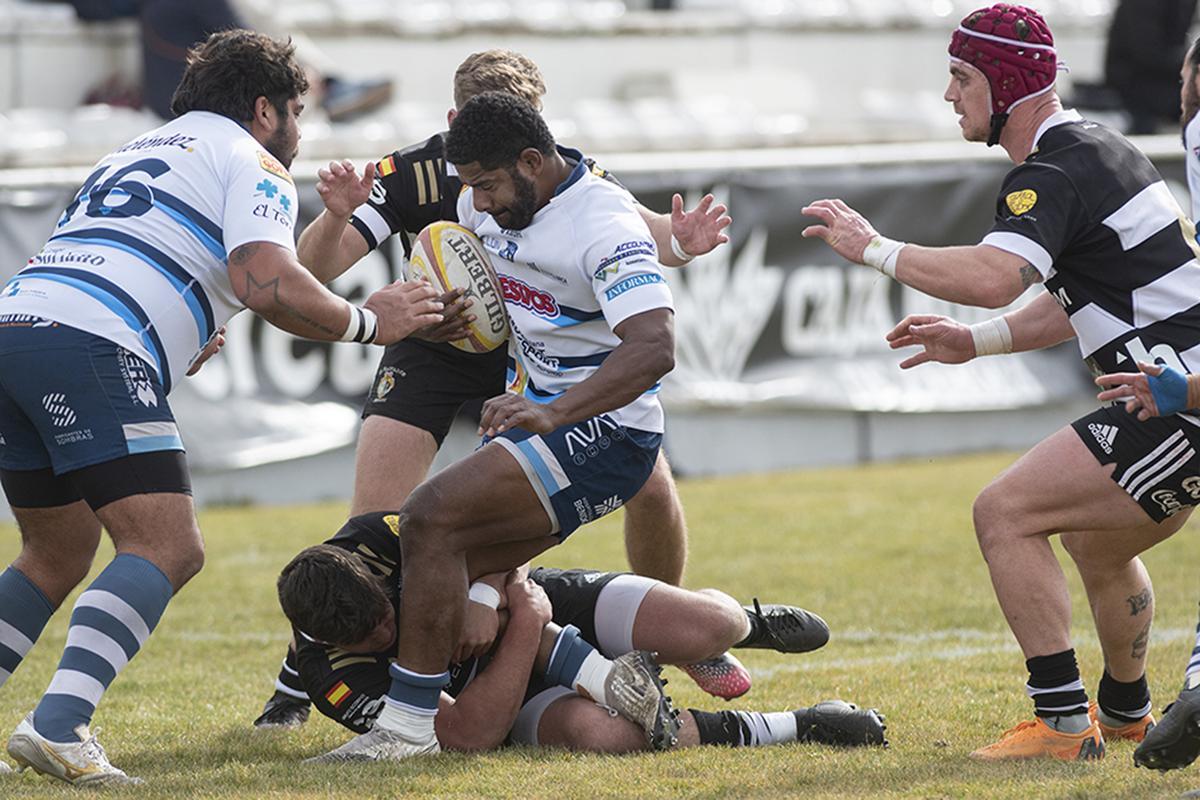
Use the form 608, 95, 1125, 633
804, 3, 1200, 761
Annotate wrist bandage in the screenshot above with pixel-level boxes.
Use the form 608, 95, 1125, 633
340, 304, 378, 344
468, 582, 501, 610
669, 234, 694, 263
969, 317, 1013, 357
861, 235, 905, 278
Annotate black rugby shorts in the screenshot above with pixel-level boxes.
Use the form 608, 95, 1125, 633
1072, 404, 1200, 523
361, 339, 506, 446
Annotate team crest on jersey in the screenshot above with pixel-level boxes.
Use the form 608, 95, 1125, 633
1005, 189, 1038, 215
257, 150, 293, 185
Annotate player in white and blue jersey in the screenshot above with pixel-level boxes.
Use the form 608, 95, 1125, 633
313, 92, 680, 763
0, 30, 443, 785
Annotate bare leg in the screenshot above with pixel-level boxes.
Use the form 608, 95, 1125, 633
350, 416, 438, 516
536, 695, 697, 751
1062, 515, 1186, 681
630, 584, 749, 663
972, 426, 1174, 659
11, 501, 102, 607
623, 451, 687, 585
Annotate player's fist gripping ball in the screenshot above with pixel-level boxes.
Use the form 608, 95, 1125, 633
409, 221, 509, 352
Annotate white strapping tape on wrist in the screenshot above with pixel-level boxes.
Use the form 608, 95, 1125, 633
861, 235, 905, 278
339, 304, 379, 344
969, 316, 1013, 356
669, 234, 694, 262
468, 582, 502, 610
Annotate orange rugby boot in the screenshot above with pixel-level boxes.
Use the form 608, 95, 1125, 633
1088, 700, 1155, 742
969, 717, 1105, 761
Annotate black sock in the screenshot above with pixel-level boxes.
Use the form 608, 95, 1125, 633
1097, 670, 1151, 723
1026, 649, 1088, 720
690, 710, 747, 746
735, 608, 765, 648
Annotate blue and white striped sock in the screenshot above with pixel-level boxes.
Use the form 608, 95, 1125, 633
544, 624, 611, 705
0, 566, 55, 689
33, 554, 173, 743
373, 664, 449, 740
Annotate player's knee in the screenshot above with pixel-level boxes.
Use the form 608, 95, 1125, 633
693, 589, 749, 653
172, 523, 206, 585
395, 489, 450, 553
972, 482, 1015, 553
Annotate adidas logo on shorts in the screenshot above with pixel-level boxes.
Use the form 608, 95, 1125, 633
1088, 423, 1118, 455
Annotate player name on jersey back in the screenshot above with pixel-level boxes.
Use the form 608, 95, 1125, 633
0, 111, 299, 393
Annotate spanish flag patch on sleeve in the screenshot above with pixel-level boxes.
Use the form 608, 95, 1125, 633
325, 681, 352, 708
379, 156, 396, 177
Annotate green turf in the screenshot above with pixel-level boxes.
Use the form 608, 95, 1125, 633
4, 452, 1200, 797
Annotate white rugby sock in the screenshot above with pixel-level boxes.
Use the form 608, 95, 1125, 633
573, 650, 615, 707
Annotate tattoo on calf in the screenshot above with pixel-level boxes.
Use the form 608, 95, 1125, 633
1127, 588, 1151, 616
1131, 620, 1151, 660
1018, 263, 1043, 289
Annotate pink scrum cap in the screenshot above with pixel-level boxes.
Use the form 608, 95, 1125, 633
948, 4, 1064, 145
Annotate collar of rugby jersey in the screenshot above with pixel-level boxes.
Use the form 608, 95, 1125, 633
552, 146, 587, 196
1030, 108, 1083, 154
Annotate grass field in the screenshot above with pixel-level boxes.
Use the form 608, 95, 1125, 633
4, 451, 1200, 798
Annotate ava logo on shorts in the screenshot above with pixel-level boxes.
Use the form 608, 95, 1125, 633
500, 275, 558, 318
563, 414, 624, 464
42, 393, 76, 428
1151, 488, 1185, 517
1088, 423, 1118, 455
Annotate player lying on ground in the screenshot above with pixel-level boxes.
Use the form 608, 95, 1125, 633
275, 513, 886, 756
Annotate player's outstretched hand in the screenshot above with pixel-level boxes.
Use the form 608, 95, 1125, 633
186, 326, 226, 376
886, 314, 974, 369
365, 280, 444, 345
315, 159, 376, 220
479, 394, 559, 437
410, 288, 476, 343
800, 199, 879, 265
669, 193, 731, 262
1096, 361, 1190, 420
455, 598, 500, 664
506, 579, 552, 628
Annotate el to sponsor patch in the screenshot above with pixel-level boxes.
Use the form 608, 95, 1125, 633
1005, 189, 1037, 215
592, 240, 656, 282
603, 273, 664, 301
501, 275, 559, 318
257, 150, 294, 185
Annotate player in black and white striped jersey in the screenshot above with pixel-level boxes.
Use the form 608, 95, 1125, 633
804, 3, 1200, 761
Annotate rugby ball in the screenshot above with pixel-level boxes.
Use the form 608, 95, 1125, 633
407, 222, 509, 353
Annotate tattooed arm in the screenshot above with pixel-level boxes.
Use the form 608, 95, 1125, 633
227, 242, 443, 344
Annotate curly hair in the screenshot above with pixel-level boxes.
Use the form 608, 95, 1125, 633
170, 29, 309, 121
277, 545, 390, 646
444, 91, 555, 170
453, 50, 546, 111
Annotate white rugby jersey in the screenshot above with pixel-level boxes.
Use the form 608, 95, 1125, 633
0, 111, 299, 393
457, 150, 674, 433
1187, 111, 1200, 224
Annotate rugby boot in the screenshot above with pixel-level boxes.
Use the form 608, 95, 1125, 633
738, 599, 830, 653
682, 652, 752, 700
6, 711, 140, 786
969, 717, 1105, 761
1134, 679, 1200, 771
1087, 700, 1154, 742
794, 701, 888, 747
305, 727, 440, 763
254, 690, 311, 729
0, 760, 11, 773
605, 651, 681, 751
